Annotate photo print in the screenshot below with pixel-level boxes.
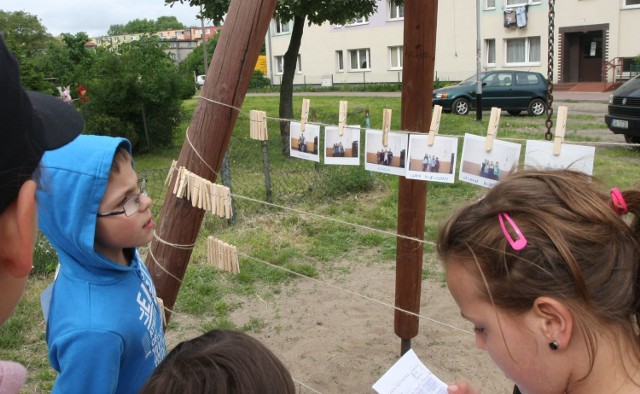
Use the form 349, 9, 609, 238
524, 140, 595, 175
364, 129, 409, 176
289, 121, 321, 162
406, 134, 458, 183
459, 133, 521, 188
324, 125, 361, 166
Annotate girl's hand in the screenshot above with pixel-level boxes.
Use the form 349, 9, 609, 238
448, 381, 480, 394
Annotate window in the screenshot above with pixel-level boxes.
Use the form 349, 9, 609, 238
346, 16, 369, 26
274, 55, 301, 74
389, 46, 403, 70
275, 56, 284, 74
349, 49, 371, 71
336, 51, 344, 72
389, 1, 404, 19
485, 39, 496, 66
515, 73, 540, 86
485, 0, 496, 9
275, 18, 290, 34
624, 0, 640, 7
505, 0, 539, 5
505, 37, 540, 65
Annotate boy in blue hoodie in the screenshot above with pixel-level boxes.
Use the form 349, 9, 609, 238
37, 135, 166, 393
0, 37, 83, 393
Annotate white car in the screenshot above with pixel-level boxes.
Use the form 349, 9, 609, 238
196, 74, 206, 88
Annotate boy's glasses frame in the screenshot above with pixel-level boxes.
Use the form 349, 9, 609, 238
96, 178, 147, 218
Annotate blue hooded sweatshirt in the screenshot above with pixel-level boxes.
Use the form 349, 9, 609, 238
37, 135, 166, 394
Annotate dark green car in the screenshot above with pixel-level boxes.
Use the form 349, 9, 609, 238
433, 70, 548, 116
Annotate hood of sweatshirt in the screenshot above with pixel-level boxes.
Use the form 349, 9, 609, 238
37, 134, 133, 280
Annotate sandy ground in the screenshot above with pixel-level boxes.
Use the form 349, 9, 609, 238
166, 259, 514, 393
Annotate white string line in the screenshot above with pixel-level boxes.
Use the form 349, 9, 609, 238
153, 229, 196, 250
163, 163, 435, 247
147, 246, 184, 284
236, 250, 472, 335
196, 95, 636, 148
231, 192, 436, 246
145, 232, 471, 336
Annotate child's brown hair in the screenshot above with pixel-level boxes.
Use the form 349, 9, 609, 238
438, 169, 640, 371
140, 329, 295, 394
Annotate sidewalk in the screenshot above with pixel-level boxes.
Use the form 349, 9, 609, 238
252, 90, 611, 102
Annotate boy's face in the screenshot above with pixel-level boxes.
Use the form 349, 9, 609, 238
94, 155, 154, 265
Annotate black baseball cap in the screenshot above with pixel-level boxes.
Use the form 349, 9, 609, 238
0, 37, 84, 213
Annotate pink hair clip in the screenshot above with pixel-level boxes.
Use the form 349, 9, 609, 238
498, 213, 527, 251
611, 188, 628, 216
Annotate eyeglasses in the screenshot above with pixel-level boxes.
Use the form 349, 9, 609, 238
97, 178, 148, 217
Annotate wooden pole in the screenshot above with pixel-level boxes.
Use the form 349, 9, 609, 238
395, 0, 438, 355
145, 0, 277, 323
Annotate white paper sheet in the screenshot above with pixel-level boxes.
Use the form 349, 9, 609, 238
372, 349, 448, 394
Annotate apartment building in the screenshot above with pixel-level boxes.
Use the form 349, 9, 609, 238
265, 0, 640, 86
89, 25, 220, 64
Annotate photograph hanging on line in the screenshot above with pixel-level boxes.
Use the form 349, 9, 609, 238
324, 125, 361, 166
364, 129, 409, 177
459, 133, 521, 188
405, 134, 458, 183
289, 121, 321, 162
524, 140, 595, 175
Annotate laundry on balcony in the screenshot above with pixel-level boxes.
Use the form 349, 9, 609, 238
504, 5, 528, 28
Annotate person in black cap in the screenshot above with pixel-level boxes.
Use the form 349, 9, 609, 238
0, 36, 83, 392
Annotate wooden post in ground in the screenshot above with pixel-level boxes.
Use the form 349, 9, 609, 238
395, 0, 438, 355
145, 0, 277, 324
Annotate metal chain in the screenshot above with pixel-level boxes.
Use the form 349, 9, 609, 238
544, 0, 555, 141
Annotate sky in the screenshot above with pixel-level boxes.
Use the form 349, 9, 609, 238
2, 0, 206, 38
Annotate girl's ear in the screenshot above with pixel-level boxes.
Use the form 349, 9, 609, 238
532, 296, 574, 351
0, 180, 37, 278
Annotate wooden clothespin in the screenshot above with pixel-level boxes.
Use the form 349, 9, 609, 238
249, 110, 268, 141
553, 105, 568, 155
249, 110, 258, 139
382, 108, 392, 147
338, 100, 348, 136
300, 98, 310, 133
484, 107, 502, 151
428, 105, 443, 146
258, 110, 267, 140
157, 297, 167, 329
165, 160, 177, 186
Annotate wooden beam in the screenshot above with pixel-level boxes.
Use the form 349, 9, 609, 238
145, 0, 277, 324
395, 0, 438, 355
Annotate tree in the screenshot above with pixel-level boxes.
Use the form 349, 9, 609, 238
0, 10, 54, 90
81, 36, 194, 151
107, 24, 126, 36
20, 32, 97, 97
166, 0, 381, 153
107, 17, 187, 35
155, 16, 187, 31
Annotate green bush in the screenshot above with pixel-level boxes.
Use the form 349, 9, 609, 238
250, 70, 271, 89
83, 112, 139, 148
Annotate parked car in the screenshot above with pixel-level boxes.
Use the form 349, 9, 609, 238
605, 74, 640, 144
433, 70, 548, 116
196, 74, 206, 88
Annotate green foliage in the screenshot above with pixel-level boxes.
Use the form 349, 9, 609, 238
79, 36, 192, 151
108, 17, 186, 36
250, 70, 271, 89
0, 10, 54, 91
83, 113, 140, 146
